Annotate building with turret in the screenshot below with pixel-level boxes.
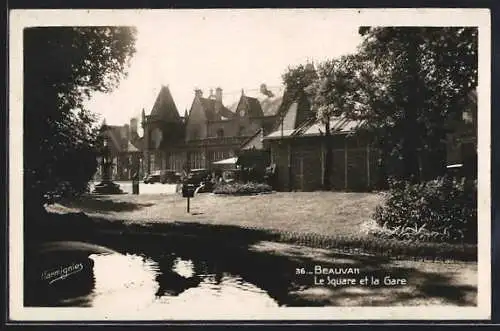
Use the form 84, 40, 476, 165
140, 84, 286, 174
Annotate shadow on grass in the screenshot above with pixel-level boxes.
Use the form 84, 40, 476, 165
24, 211, 477, 307
59, 195, 154, 214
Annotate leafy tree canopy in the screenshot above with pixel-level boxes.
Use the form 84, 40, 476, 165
293, 27, 477, 182
281, 63, 318, 115
24, 27, 137, 208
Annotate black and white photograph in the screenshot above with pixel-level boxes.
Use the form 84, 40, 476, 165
8, 8, 490, 321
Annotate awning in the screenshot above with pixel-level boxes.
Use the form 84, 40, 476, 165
212, 157, 238, 165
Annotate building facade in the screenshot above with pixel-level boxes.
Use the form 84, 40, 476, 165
94, 120, 143, 181
263, 110, 378, 192
141, 84, 284, 174
100, 81, 476, 190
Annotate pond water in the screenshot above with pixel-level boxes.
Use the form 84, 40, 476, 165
70, 252, 278, 311
24, 235, 309, 311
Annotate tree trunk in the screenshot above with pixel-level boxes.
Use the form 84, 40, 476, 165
377, 140, 389, 189
401, 30, 422, 183
323, 118, 332, 190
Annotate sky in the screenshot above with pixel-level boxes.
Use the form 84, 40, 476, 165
84, 10, 363, 127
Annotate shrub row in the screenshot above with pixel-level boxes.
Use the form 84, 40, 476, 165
373, 177, 477, 244
213, 182, 273, 195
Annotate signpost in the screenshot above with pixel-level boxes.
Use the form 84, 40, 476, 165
132, 171, 140, 195
182, 183, 196, 213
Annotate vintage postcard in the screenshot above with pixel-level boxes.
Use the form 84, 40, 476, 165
8, 8, 491, 321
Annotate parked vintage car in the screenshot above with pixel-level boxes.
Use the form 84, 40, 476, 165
182, 168, 214, 193
183, 168, 212, 185
143, 170, 182, 184
160, 170, 182, 184
143, 170, 162, 184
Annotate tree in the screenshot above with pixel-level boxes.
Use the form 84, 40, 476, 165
304, 56, 359, 189
303, 27, 477, 188
24, 27, 137, 214
356, 27, 478, 182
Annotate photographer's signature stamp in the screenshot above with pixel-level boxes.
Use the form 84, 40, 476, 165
40, 262, 84, 285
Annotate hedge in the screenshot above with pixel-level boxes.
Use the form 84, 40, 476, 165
213, 182, 273, 195
373, 176, 477, 243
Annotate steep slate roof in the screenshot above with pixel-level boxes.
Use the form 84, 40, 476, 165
131, 136, 144, 151
243, 96, 264, 117
240, 128, 264, 150
199, 97, 235, 121
199, 98, 217, 120
264, 116, 365, 140
227, 85, 284, 116
269, 92, 314, 133
105, 125, 126, 153
218, 106, 235, 120
104, 125, 142, 153
281, 101, 298, 130
126, 141, 140, 152
299, 117, 365, 137
149, 85, 181, 122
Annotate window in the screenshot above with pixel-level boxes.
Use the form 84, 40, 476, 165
190, 152, 204, 169
238, 126, 245, 136
212, 150, 227, 162
216, 129, 224, 138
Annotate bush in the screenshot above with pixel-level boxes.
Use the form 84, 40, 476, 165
373, 176, 477, 243
213, 182, 273, 195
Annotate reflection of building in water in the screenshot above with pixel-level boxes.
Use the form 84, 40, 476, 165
154, 256, 201, 297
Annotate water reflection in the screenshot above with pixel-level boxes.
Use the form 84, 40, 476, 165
25, 242, 280, 309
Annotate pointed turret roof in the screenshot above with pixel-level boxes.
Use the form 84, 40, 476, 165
149, 85, 181, 122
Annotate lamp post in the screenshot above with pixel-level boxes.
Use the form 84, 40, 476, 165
101, 136, 111, 182
93, 125, 124, 194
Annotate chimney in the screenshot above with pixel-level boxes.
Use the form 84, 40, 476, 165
122, 124, 130, 148
216, 87, 223, 103
194, 88, 203, 98
130, 118, 138, 136
141, 108, 146, 127
209, 88, 215, 99
214, 87, 223, 117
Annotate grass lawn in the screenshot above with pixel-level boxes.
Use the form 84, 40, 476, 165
51, 191, 383, 238
49, 191, 476, 261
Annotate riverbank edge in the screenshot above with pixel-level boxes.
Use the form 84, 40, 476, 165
27, 210, 477, 263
